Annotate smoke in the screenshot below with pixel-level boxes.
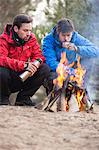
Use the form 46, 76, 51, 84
84, 0, 99, 103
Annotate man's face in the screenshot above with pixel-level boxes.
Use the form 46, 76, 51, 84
59, 32, 73, 43
14, 23, 32, 41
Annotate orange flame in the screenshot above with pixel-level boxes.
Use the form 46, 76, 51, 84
53, 52, 68, 88
70, 56, 86, 87
53, 52, 86, 112
69, 56, 86, 111
76, 89, 85, 111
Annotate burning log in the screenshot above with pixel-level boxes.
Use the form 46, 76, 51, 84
35, 52, 93, 112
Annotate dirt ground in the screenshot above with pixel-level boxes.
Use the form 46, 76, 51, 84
0, 103, 99, 150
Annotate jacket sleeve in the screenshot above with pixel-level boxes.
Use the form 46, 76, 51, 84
42, 35, 59, 71
74, 32, 99, 58
30, 35, 45, 63
0, 38, 25, 71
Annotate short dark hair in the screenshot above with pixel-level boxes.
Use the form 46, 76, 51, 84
56, 18, 74, 33
13, 14, 33, 29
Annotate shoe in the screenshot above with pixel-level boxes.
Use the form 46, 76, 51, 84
15, 95, 36, 106
0, 96, 10, 105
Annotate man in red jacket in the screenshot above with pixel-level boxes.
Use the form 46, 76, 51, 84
0, 14, 51, 105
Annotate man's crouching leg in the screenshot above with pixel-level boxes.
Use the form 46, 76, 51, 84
15, 63, 51, 106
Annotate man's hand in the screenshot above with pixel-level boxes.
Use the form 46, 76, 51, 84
27, 62, 38, 76
62, 42, 78, 52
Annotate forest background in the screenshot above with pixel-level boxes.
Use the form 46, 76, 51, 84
0, 0, 99, 103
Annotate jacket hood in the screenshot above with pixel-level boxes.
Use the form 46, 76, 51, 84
4, 24, 12, 35
51, 26, 61, 46
1, 24, 13, 43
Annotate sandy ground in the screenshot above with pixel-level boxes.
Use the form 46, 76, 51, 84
0, 103, 99, 150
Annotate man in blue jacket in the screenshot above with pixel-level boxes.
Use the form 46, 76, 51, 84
42, 18, 99, 101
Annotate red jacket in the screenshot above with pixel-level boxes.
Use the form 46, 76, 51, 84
0, 24, 45, 72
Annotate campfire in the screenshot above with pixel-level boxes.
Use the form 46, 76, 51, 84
36, 52, 93, 112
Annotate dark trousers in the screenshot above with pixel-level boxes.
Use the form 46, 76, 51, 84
0, 63, 52, 104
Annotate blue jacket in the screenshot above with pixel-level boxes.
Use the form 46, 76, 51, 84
43, 27, 99, 71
